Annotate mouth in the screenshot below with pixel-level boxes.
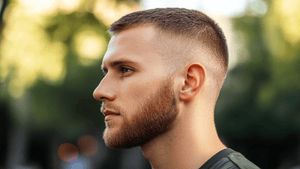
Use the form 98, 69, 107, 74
102, 110, 120, 117
104, 111, 120, 122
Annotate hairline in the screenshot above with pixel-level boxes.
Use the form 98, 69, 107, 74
107, 9, 228, 101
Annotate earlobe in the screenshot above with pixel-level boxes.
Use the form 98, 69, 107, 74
179, 64, 205, 102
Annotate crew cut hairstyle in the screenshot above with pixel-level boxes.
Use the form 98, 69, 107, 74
108, 7, 229, 71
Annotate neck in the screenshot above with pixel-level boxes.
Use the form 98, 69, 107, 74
141, 104, 226, 169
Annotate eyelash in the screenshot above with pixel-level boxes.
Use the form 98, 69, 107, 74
102, 66, 133, 76
120, 66, 133, 74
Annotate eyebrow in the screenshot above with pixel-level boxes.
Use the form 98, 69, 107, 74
101, 60, 138, 74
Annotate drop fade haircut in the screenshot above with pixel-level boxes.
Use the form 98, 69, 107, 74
108, 8, 229, 72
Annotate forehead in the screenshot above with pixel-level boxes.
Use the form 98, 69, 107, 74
102, 26, 160, 67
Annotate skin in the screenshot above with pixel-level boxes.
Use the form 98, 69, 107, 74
100, 75, 178, 149
93, 25, 226, 169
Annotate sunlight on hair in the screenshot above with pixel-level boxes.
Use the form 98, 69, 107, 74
58, 143, 79, 162
78, 135, 99, 157
72, 28, 107, 66
17, 0, 59, 15
276, 0, 300, 45
93, 0, 140, 27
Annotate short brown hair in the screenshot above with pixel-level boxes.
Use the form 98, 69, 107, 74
109, 7, 228, 71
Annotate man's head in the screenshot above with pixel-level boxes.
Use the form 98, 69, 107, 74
93, 8, 228, 149
109, 7, 228, 76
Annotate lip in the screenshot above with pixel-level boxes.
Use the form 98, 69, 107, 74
102, 110, 120, 116
105, 114, 120, 121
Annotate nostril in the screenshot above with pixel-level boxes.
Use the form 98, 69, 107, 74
100, 97, 107, 101
99, 96, 114, 102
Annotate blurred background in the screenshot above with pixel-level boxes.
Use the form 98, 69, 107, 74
0, 0, 300, 168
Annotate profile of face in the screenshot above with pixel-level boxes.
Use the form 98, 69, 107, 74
93, 26, 179, 149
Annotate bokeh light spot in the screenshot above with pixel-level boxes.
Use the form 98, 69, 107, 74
18, 0, 59, 15
58, 143, 79, 162
59, 0, 82, 13
78, 135, 99, 157
249, 0, 268, 16
276, 0, 300, 44
93, 0, 140, 27
68, 160, 87, 169
72, 28, 107, 66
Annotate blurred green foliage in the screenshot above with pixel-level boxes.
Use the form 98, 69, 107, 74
1, 1, 300, 169
215, 0, 300, 139
0, 0, 140, 139
0, 0, 299, 165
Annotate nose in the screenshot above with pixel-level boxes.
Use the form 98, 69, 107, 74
93, 77, 115, 102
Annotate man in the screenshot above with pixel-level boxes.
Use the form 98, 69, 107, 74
93, 8, 260, 169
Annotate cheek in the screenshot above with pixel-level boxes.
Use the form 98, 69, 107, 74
128, 81, 151, 100
122, 79, 158, 107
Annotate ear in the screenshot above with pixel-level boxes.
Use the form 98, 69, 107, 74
180, 64, 205, 102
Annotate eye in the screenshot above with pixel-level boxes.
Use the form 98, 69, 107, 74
120, 67, 133, 74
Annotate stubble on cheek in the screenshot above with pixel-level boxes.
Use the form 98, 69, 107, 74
102, 77, 178, 149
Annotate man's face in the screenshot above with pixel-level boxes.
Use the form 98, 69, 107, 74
93, 26, 179, 149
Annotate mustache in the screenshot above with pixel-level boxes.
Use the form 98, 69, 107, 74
101, 103, 122, 114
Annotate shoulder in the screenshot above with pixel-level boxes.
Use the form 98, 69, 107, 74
205, 148, 260, 169
227, 151, 260, 169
